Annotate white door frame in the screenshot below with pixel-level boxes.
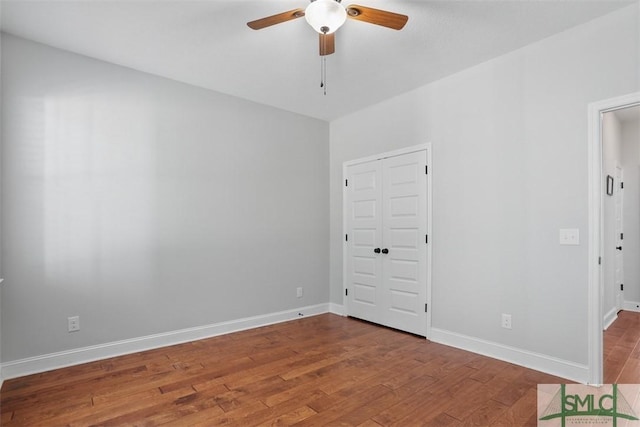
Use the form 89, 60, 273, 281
587, 92, 640, 385
342, 143, 433, 339
614, 164, 624, 313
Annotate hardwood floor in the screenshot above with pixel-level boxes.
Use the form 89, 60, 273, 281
0, 312, 637, 426
603, 309, 640, 384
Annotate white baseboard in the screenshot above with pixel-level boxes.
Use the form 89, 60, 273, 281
329, 302, 346, 316
1, 303, 331, 381
603, 307, 619, 330
623, 301, 640, 312
1, 305, 594, 386
430, 327, 589, 384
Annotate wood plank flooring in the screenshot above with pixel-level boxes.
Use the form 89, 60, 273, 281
604, 309, 640, 384
0, 311, 637, 426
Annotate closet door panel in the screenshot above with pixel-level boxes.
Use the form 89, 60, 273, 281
345, 161, 383, 323
382, 151, 427, 336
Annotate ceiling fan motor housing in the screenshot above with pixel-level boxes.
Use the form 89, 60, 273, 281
305, 0, 347, 34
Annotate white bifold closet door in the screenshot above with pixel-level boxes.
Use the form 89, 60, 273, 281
345, 149, 428, 336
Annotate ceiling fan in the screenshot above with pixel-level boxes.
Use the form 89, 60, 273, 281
247, 0, 408, 56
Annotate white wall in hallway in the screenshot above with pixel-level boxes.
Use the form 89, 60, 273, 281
622, 119, 640, 306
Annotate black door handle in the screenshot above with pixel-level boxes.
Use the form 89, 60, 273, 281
616, 246, 623, 250
374, 248, 381, 254
381, 248, 389, 254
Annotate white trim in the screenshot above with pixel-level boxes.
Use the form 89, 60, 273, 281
0, 303, 331, 380
588, 92, 640, 386
614, 164, 625, 313
342, 155, 349, 314
425, 146, 433, 340
603, 307, 618, 330
343, 143, 431, 168
623, 301, 640, 312
430, 328, 589, 384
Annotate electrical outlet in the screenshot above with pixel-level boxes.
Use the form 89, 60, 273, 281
559, 228, 580, 245
501, 313, 512, 329
296, 287, 303, 298
68, 316, 80, 332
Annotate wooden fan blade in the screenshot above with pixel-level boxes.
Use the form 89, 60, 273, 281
345, 5, 408, 30
247, 8, 305, 30
319, 33, 335, 56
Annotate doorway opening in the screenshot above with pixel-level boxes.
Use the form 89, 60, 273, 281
588, 92, 640, 385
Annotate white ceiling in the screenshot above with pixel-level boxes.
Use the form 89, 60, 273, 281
1, 0, 635, 121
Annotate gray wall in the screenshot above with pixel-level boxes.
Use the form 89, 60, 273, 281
330, 5, 639, 366
1, 34, 329, 362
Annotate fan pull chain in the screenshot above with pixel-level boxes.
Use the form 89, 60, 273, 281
321, 56, 327, 95
320, 27, 328, 95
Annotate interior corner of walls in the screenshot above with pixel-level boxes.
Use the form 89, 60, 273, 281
0, 303, 331, 381
603, 307, 619, 330
329, 303, 346, 316
430, 328, 590, 384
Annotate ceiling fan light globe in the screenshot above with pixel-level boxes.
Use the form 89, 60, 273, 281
305, 0, 347, 34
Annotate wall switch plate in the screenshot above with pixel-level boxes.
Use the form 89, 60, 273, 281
68, 316, 80, 332
296, 287, 303, 298
559, 228, 580, 245
501, 313, 512, 329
